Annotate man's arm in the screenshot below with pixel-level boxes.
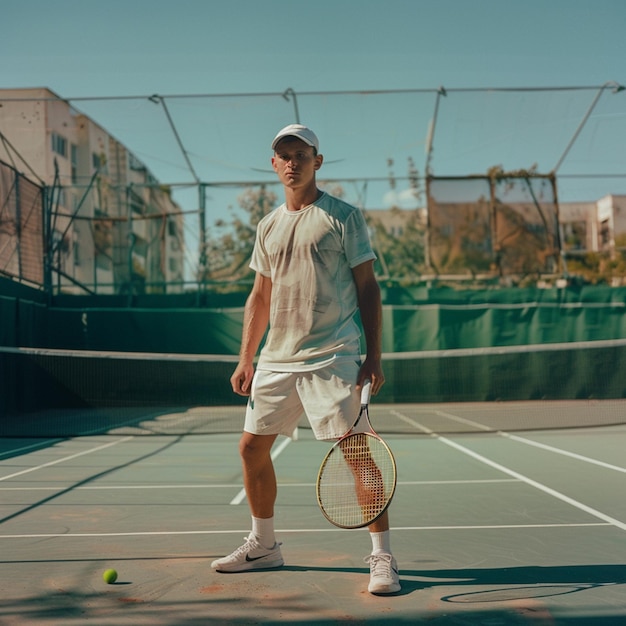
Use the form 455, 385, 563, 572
230, 272, 272, 396
351, 260, 385, 395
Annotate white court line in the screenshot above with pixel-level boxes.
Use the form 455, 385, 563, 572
0, 437, 134, 482
395, 405, 626, 475
439, 436, 626, 532
0, 522, 609, 539
0, 439, 65, 459
396, 479, 519, 485
433, 409, 492, 431
0, 478, 519, 492
501, 433, 626, 473
390, 409, 433, 433
391, 409, 626, 532
81, 483, 251, 489
229, 435, 293, 505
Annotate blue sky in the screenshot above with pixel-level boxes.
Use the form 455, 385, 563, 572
3, 0, 625, 95
2, 0, 626, 214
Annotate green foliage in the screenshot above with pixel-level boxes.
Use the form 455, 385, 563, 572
368, 208, 426, 283
202, 182, 344, 287
200, 159, 428, 289
565, 249, 626, 285
367, 157, 427, 283
202, 185, 277, 286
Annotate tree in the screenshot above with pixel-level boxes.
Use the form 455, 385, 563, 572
368, 208, 426, 283
366, 157, 427, 284
202, 185, 277, 287
200, 160, 429, 290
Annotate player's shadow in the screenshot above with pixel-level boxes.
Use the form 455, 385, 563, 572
282, 563, 626, 598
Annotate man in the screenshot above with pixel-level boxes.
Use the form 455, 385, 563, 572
211, 124, 400, 595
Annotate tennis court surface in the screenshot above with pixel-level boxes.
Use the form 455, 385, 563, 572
1, 399, 625, 625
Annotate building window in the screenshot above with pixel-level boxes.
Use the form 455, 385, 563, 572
563, 221, 586, 251
70, 144, 78, 183
128, 152, 145, 172
73, 232, 80, 266
129, 189, 145, 216
600, 219, 611, 248
51, 132, 68, 158
56, 187, 67, 208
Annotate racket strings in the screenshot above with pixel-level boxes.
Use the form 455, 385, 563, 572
341, 434, 386, 512
317, 433, 396, 528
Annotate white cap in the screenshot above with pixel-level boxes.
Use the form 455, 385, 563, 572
271, 124, 319, 152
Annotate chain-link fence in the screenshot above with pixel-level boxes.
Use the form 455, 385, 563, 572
1, 84, 625, 294
0, 159, 45, 287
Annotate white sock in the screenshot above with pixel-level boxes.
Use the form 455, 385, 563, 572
370, 530, 391, 555
251, 516, 276, 549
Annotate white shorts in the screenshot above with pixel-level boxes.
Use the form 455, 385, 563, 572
244, 360, 361, 441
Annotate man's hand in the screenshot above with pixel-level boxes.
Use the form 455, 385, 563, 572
352, 260, 385, 397
357, 357, 385, 396
230, 361, 255, 396
230, 272, 271, 397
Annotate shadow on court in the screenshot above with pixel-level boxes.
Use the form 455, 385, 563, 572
0, 436, 184, 526
1, 407, 625, 625
1, 561, 625, 625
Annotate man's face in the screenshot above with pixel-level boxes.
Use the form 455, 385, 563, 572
271, 137, 323, 189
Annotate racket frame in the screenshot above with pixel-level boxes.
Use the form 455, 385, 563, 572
315, 381, 397, 529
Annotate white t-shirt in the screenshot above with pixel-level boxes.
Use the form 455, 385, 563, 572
250, 192, 376, 372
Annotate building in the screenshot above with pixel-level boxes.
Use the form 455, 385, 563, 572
3, 86, 624, 291
0, 87, 185, 294
366, 194, 626, 280
560, 195, 626, 255
365, 207, 426, 239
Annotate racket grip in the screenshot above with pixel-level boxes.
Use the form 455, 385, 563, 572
360, 379, 372, 405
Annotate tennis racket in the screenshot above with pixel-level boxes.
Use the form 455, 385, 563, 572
316, 380, 397, 529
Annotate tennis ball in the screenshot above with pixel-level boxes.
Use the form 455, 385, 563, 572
103, 569, 118, 584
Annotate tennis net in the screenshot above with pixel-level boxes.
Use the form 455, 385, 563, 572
1, 341, 625, 437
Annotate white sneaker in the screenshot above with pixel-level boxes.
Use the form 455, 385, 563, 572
366, 552, 401, 594
211, 535, 284, 572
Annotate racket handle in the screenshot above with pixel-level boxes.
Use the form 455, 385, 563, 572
360, 379, 372, 405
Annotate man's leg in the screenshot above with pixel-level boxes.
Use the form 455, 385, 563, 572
301, 364, 399, 594
210, 431, 284, 572
368, 509, 392, 556
239, 431, 278, 519
368, 510, 389, 534
366, 510, 400, 594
